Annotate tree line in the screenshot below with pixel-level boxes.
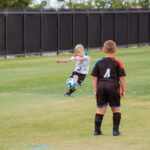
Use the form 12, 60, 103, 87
59, 0, 150, 9
0, 0, 149, 9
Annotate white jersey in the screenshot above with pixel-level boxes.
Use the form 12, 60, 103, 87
70, 52, 90, 74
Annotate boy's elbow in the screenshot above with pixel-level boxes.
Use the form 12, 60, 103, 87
119, 76, 126, 80
93, 76, 98, 81
119, 76, 126, 83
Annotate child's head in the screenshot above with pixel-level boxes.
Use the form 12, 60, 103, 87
103, 40, 117, 54
74, 44, 85, 56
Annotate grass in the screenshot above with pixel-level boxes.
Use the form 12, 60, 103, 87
0, 46, 150, 150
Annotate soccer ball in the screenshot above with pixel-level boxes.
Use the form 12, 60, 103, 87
66, 78, 78, 88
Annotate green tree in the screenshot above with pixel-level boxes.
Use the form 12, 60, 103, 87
138, 0, 150, 8
0, 0, 14, 7
58, 0, 92, 9
112, 0, 124, 9
0, 0, 32, 8
94, 0, 118, 9
67, 1, 93, 9
31, 1, 47, 10
57, 0, 150, 10
14, 0, 32, 8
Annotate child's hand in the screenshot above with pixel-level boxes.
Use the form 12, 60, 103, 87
121, 92, 126, 98
56, 60, 62, 63
94, 91, 97, 97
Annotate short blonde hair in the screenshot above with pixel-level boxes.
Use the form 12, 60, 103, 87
103, 40, 117, 53
74, 44, 85, 52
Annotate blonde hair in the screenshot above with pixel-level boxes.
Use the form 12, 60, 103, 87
103, 40, 117, 53
74, 44, 85, 52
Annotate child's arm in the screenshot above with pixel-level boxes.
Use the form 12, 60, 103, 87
73, 56, 89, 61
119, 76, 126, 98
56, 55, 89, 63
92, 76, 98, 97
56, 58, 71, 63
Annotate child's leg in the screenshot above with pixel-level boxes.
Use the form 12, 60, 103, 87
94, 107, 107, 135
111, 107, 121, 135
65, 72, 86, 96
65, 72, 78, 96
77, 73, 86, 86
94, 82, 108, 135
64, 88, 76, 96
108, 83, 121, 135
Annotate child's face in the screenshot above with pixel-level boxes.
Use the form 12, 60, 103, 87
74, 48, 84, 56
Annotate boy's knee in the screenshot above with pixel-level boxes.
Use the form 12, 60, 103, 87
96, 107, 107, 115
111, 107, 121, 113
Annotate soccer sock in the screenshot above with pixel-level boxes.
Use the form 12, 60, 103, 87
66, 88, 76, 95
113, 112, 121, 132
95, 113, 104, 132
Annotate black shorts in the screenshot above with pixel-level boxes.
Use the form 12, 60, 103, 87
70, 71, 86, 85
96, 81, 121, 108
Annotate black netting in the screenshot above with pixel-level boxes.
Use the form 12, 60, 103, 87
139, 12, 150, 43
88, 13, 102, 48
0, 14, 5, 56
74, 13, 88, 48
59, 13, 73, 51
25, 14, 41, 53
115, 13, 128, 46
102, 13, 115, 43
43, 14, 58, 52
7, 14, 24, 54
128, 13, 139, 44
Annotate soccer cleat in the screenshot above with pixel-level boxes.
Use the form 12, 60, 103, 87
64, 93, 71, 97
64, 88, 76, 96
113, 131, 121, 136
94, 131, 103, 136
69, 88, 76, 94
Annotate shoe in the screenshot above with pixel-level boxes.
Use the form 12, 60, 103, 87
64, 93, 71, 96
64, 88, 76, 97
113, 131, 121, 136
94, 131, 103, 136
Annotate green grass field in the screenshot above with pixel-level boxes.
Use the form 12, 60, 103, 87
0, 46, 150, 150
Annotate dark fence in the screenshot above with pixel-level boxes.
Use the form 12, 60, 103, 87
0, 9, 149, 57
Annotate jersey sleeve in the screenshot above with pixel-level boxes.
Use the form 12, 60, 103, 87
83, 55, 90, 60
91, 63, 98, 77
117, 60, 126, 77
84, 52, 90, 60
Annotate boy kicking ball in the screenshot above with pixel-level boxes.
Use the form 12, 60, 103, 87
91, 40, 126, 136
57, 44, 90, 96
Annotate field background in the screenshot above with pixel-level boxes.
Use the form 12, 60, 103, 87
0, 46, 150, 150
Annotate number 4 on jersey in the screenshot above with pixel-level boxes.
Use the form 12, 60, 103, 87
104, 68, 110, 78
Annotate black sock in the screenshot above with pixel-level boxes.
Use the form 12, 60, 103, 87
66, 88, 76, 95
95, 113, 104, 132
113, 112, 121, 132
